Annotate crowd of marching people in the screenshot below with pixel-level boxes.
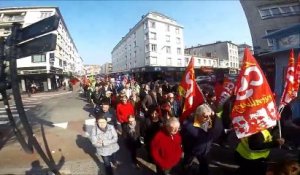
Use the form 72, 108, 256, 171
80, 75, 300, 175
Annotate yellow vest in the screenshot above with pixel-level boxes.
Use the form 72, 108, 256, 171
236, 130, 272, 160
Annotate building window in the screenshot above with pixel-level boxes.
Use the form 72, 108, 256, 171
198, 59, 201, 64
151, 44, 157, 52
150, 32, 157, 40
185, 57, 189, 64
150, 21, 156, 28
204, 60, 206, 65
266, 29, 278, 46
209, 60, 211, 65
151, 56, 158, 65
259, 4, 300, 19
144, 32, 149, 40
134, 41, 136, 47
292, 5, 300, 13
134, 51, 136, 57
166, 24, 170, 32
40, 11, 52, 18
32, 54, 46, 63
59, 59, 63, 67
145, 44, 150, 52
144, 22, 148, 29
175, 28, 179, 34
166, 35, 170, 42
167, 57, 172, 66
176, 37, 181, 44
281, 6, 292, 14
259, 8, 272, 19
177, 48, 181, 55
166, 46, 171, 54
177, 58, 182, 66
271, 8, 280, 16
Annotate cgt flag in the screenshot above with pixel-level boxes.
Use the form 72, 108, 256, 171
178, 57, 205, 122
294, 53, 300, 100
279, 49, 297, 110
231, 48, 279, 139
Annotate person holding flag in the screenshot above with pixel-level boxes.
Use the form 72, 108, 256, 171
232, 48, 285, 175
178, 56, 222, 175
181, 103, 223, 175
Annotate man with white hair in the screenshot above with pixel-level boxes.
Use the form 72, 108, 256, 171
151, 117, 183, 175
181, 103, 223, 175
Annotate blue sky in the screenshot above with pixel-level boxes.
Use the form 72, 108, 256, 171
0, 1, 252, 65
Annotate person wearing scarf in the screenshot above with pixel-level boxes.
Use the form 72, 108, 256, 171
123, 115, 142, 168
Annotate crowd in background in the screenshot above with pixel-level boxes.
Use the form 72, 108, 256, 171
79, 75, 300, 175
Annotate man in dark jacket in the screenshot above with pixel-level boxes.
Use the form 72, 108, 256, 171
98, 100, 121, 134
181, 103, 223, 175
123, 115, 143, 168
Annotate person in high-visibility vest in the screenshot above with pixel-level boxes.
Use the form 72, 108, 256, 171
234, 129, 285, 175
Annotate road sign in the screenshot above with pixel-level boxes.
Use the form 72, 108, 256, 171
17, 34, 57, 58
18, 14, 60, 42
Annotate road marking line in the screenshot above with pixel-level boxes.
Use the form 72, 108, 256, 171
30, 91, 72, 98
52, 122, 68, 129
9, 105, 37, 108
0, 114, 19, 118
0, 121, 9, 125
0, 109, 29, 112
85, 118, 95, 125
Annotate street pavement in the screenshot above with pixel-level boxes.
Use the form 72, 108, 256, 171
0, 86, 298, 175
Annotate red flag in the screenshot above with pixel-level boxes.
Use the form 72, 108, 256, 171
231, 48, 279, 139
178, 57, 205, 122
294, 53, 300, 97
279, 49, 296, 110
217, 77, 235, 107
70, 78, 79, 85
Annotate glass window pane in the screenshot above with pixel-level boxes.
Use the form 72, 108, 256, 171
271, 8, 280, 15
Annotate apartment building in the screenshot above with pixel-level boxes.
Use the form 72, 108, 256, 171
0, 7, 83, 92
240, 0, 300, 54
84, 65, 101, 76
185, 41, 240, 72
100, 62, 112, 75
111, 12, 185, 79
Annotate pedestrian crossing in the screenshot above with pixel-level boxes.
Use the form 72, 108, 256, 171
0, 91, 71, 125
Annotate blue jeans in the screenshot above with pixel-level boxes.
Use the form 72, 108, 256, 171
101, 153, 117, 175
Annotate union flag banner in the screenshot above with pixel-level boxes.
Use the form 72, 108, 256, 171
231, 48, 279, 139
279, 49, 296, 110
178, 57, 205, 122
217, 76, 235, 108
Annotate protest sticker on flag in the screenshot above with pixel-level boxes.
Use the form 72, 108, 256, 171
178, 57, 205, 122
231, 48, 279, 139
217, 76, 235, 108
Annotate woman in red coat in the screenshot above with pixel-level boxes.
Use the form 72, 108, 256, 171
151, 117, 182, 175
116, 94, 135, 133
